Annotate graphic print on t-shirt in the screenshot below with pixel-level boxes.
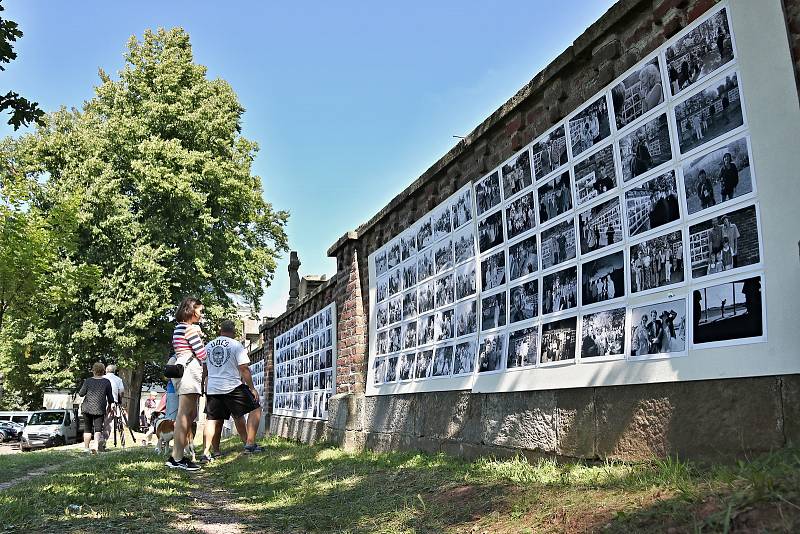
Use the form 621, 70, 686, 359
204, 336, 250, 395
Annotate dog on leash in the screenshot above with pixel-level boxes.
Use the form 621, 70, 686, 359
154, 418, 196, 461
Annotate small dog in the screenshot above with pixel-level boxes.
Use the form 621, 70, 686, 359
154, 418, 196, 461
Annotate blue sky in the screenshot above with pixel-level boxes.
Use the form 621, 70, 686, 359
2, 0, 615, 318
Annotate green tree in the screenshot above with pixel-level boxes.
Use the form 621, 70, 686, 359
3, 28, 288, 418
0, 0, 44, 129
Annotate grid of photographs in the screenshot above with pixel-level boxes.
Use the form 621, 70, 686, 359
366, 3, 766, 393
273, 303, 337, 420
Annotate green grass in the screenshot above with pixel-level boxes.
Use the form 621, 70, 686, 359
1, 438, 799, 533
0, 448, 78, 484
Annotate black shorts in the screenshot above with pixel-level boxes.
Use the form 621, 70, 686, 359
206, 384, 260, 421
83, 413, 104, 433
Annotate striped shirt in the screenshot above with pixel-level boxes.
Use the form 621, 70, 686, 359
172, 322, 207, 362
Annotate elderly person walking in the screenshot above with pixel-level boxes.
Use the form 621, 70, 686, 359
78, 362, 114, 453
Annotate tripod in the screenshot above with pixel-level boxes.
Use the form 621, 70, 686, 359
110, 404, 137, 448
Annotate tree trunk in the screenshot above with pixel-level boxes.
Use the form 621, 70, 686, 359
119, 362, 145, 431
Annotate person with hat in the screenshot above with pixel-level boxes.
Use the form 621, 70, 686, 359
658, 309, 679, 352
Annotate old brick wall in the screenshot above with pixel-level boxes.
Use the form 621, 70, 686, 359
269, 0, 800, 458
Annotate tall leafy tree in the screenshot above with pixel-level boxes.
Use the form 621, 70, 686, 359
3, 28, 288, 417
0, 0, 44, 129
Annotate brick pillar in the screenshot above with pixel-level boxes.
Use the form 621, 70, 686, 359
329, 232, 368, 395
261, 325, 275, 417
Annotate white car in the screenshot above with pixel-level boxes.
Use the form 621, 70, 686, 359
21, 410, 78, 451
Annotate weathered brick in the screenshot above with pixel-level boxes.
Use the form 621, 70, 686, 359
687, 0, 718, 23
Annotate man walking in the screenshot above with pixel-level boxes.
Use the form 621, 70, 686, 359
201, 320, 263, 462
103, 364, 126, 447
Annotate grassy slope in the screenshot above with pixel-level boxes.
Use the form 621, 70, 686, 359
1, 438, 798, 533
0, 449, 77, 484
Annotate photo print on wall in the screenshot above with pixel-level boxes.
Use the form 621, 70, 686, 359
629, 229, 685, 294
688, 204, 760, 280
580, 307, 626, 360
625, 170, 681, 238
508, 235, 538, 280
674, 71, 744, 155
611, 56, 665, 131
531, 124, 569, 181
573, 144, 617, 206
501, 149, 533, 199
691, 274, 764, 347
569, 95, 611, 158
540, 316, 577, 365
578, 197, 623, 255
681, 135, 753, 216
629, 298, 687, 358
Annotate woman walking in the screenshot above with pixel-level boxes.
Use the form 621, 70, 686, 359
166, 297, 206, 471
78, 362, 114, 453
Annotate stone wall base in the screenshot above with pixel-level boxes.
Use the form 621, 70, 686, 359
271, 375, 800, 462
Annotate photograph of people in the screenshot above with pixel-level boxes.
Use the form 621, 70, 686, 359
530, 125, 569, 181
478, 333, 505, 372
573, 145, 617, 206
478, 210, 504, 252
373, 358, 385, 385
624, 170, 680, 237
689, 206, 759, 279
415, 350, 432, 379
674, 72, 744, 154
434, 239, 453, 274
619, 113, 673, 183
537, 171, 573, 224
475, 170, 502, 216
417, 218, 433, 251
481, 291, 507, 330
451, 188, 473, 229
692, 275, 763, 346
509, 280, 538, 323
433, 205, 452, 241
540, 218, 576, 270
569, 96, 611, 157
581, 251, 625, 306
453, 227, 476, 264
580, 308, 626, 359
629, 230, 684, 294
665, 7, 734, 96
509, 235, 538, 280
542, 267, 578, 315
401, 232, 417, 262
418, 248, 434, 281
481, 250, 506, 291
375, 251, 388, 276
431, 346, 453, 377
578, 197, 622, 255
505, 191, 536, 240
455, 299, 478, 337
501, 150, 533, 199
629, 299, 687, 356
540, 317, 577, 364
681, 136, 752, 215
611, 57, 665, 130
453, 340, 477, 375
506, 327, 538, 369
455, 262, 476, 300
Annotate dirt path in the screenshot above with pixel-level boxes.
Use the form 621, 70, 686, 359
0, 461, 70, 492
172, 470, 248, 534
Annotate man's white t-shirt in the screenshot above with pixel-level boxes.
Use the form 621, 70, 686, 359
204, 336, 250, 395
104, 373, 125, 403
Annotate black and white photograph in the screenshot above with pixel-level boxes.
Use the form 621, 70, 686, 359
531, 125, 569, 181
509, 235, 538, 281
688, 205, 760, 279
501, 149, 533, 199
418, 280, 435, 314
434, 238, 453, 274
434, 308, 454, 341
377, 276, 388, 303
578, 197, 623, 255
569, 95, 611, 157
509, 279, 538, 323
674, 72, 744, 155
417, 217, 433, 251
415, 349, 432, 379
481, 250, 506, 291
418, 248, 434, 281
682, 136, 753, 216
418, 314, 435, 346
456, 299, 478, 337
619, 113, 673, 183
611, 56, 665, 130
402, 290, 417, 319
665, 7, 734, 96
506, 326, 538, 369
455, 262, 476, 300
630, 298, 687, 356
692, 275, 763, 346
401, 232, 417, 262
630, 230, 685, 294
375, 251, 387, 277
376, 330, 388, 355
453, 226, 476, 264
376, 302, 388, 329
388, 268, 401, 296
478, 210, 504, 252
388, 326, 401, 353
537, 171, 573, 224
402, 321, 417, 350
581, 251, 625, 306
505, 190, 536, 240
432, 345, 453, 377
453, 340, 477, 375
481, 291, 506, 331
478, 333, 505, 373
399, 353, 415, 381
540, 218, 576, 270
402, 263, 417, 290
385, 355, 398, 382
625, 170, 681, 237
540, 316, 577, 364
573, 145, 617, 207
433, 205, 452, 241
542, 266, 578, 315
435, 273, 455, 308
451, 188, 473, 229
580, 307, 626, 359
388, 241, 401, 270
373, 358, 385, 385
388, 297, 401, 326
475, 170, 502, 216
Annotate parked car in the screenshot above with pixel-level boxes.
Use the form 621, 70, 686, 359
0, 411, 33, 426
0, 421, 23, 442
20, 409, 78, 451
